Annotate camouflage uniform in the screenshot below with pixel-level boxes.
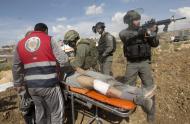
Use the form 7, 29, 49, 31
119, 10, 159, 122
70, 38, 98, 70
98, 32, 116, 75
63, 30, 98, 86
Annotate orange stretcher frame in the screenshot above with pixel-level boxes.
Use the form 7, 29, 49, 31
70, 87, 136, 110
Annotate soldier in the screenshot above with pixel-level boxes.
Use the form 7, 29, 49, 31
92, 22, 116, 75
62, 30, 156, 115
63, 30, 99, 74
12, 23, 68, 124
119, 10, 159, 122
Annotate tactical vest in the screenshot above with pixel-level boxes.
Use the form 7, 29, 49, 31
123, 32, 151, 61
17, 31, 59, 88
77, 40, 99, 69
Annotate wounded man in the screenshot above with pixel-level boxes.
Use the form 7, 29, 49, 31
62, 30, 157, 115
65, 71, 156, 113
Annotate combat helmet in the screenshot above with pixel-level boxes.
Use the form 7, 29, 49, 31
64, 30, 80, 42
123, 10, 141, 24
64, 30, 80, 48
92, 22, 105, 33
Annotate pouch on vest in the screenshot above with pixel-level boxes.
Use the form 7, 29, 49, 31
124, 43, 151, 59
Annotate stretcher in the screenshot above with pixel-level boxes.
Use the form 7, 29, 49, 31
63, 87, 136, 124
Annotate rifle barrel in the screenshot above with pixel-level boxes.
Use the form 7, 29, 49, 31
174, 17, 186, 21
156, 17, 186, 26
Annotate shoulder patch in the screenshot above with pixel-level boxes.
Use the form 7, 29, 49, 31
25, 37, 41, 52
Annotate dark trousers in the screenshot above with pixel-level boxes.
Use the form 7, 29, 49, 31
100, 60, 112, 75
125, 60, 156, 120
28, 86, 64, 124
125, 60, 154, 88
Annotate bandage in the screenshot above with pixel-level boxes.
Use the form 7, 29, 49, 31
93, 80, 110, 95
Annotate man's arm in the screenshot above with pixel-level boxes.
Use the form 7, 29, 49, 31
147, 33, 160, 47
70, 44, 88, 72
119, 30, 139, 44
51, 38, 69, 67
102, 34, 115, 57
146, 25, 159, 47
12, 47, 24, 88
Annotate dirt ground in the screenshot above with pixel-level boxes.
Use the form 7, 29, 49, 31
0, 41, 190, 124
0, 70, 13, 84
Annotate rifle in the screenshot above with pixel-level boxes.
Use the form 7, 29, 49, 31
142, 16, 186, 32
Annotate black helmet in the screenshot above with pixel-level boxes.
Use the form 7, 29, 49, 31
123, 10, 141, 24
92, 26, 97, 33
92, 22, 105, 33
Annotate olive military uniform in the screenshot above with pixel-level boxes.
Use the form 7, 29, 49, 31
119, 27, 159, 88
98, 32, 116, 75
70, 38, 98, 70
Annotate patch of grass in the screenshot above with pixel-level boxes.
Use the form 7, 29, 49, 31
160, 42, 170, 50
0, 63, 12, 72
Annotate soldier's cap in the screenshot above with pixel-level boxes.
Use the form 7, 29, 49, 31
123, 10, 141, 24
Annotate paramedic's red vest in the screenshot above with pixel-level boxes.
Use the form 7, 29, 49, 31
17, 31, 59, 88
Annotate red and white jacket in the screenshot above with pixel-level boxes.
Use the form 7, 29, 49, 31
17, 31, 59, 88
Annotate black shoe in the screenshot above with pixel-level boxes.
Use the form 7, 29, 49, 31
142, 98, 153, 113
147, 114, 155, 124
147, 96, 156, 123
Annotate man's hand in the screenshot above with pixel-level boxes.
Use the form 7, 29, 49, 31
145, 25, 158, 38
148, 25, 158, 33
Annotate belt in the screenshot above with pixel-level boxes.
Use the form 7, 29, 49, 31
127, 57, 150, 63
